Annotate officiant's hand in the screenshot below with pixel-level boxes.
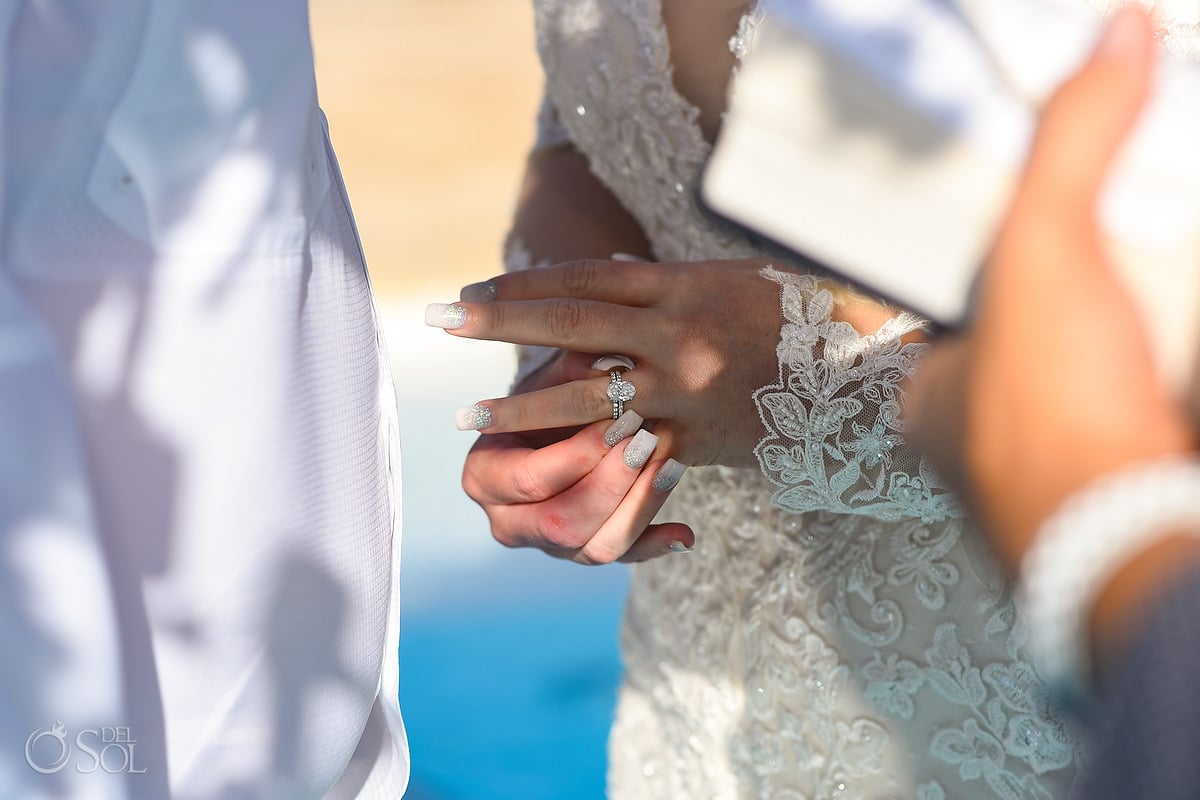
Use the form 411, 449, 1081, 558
430, 258, 903, 468
457, 361, 695, 565
906, 6, 1194, 573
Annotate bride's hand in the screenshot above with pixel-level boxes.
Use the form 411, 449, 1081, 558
431, 258, 792, 468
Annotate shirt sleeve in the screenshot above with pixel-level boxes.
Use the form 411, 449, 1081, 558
1074, 567, 1200, 799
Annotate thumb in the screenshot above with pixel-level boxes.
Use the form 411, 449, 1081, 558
1017, 6, 1156, 223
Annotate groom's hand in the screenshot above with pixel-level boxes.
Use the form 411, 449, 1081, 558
461, 423, 694, 564
461, 347, 693, 565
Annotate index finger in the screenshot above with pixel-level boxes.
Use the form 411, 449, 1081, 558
462, 259, 671, 307
436, 296, 654, 354
462, 418, 615, 505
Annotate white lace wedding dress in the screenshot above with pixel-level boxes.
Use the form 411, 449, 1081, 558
511, 1, 1196, 797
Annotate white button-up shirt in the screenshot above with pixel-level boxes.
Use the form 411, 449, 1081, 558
1, 2, 407, 797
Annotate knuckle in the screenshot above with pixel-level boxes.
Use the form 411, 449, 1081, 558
592, 473, 632, 507
510, 465, 548, 503
573, 381, 608, 421
534, 511, 583, 551
547, 297, 586, 341
490, 526, 522, 549
577, 541, 621, 566
485, 300, 504, 335
461, 468, 483, 502
563, 259, 602, 298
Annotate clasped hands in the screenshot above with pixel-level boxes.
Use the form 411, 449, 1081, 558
427, 257, 785, 564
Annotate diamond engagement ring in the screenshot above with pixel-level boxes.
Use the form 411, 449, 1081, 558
607, 369, 636, 419
593, 355, 637, 420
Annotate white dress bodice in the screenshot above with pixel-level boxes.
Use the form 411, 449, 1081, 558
522, 1, 1184, 796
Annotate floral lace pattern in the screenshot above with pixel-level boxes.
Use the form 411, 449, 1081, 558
531, 0, 1084, 797
753, 269, 963, 525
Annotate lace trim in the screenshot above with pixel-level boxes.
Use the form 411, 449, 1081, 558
728, 6, 765, 60
752, 267, 965, 522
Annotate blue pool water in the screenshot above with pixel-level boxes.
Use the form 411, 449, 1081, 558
399, 559, 629, 800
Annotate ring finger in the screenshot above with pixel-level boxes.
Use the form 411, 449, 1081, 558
456, 371, 656, 433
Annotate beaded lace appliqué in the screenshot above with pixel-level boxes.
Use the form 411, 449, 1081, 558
752, 268, 962, 524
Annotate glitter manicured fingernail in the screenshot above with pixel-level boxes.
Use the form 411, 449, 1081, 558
667, 541, 694, 554
459, 281, 496, 303
652, 458, 687, 494
455, 404, 493, 431
425, 303, 467, 329
623, 429, 658, 469
604, 410, 644, 447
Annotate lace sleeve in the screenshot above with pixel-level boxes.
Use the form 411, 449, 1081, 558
752, 267, 965, 522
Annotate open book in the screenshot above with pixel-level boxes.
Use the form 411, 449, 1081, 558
703, 0, 1200, 393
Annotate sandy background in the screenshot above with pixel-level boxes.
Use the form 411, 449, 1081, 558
310, 0, 542, 299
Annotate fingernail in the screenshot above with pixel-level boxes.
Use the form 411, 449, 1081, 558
425, 303, 467, 329
667, 541, 693, 554
652, 458, 687, 494
1098, 7, 1148, 60
455, 404, 493, 431
611, 252, 648, 262
460, 281, 496, 303
605, 409, 644, 447
592, 354, 636, 372
623, 429, 658, 469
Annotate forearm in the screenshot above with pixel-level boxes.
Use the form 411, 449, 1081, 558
507, 143, 651, 266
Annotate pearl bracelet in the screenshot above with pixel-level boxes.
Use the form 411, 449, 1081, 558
1017, 457, 1200, 704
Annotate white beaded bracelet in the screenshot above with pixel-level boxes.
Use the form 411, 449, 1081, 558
1017, 457, 1200, 702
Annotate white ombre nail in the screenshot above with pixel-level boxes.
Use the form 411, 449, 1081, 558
604, 410, 644, 447
455, 404, 493, 431
591, 354, 636, 372
652, 459, 687, 494
667, 541, 694, 554
610, 252, 649, 262
623, 429, 658, 469
425, 303, 467, 329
